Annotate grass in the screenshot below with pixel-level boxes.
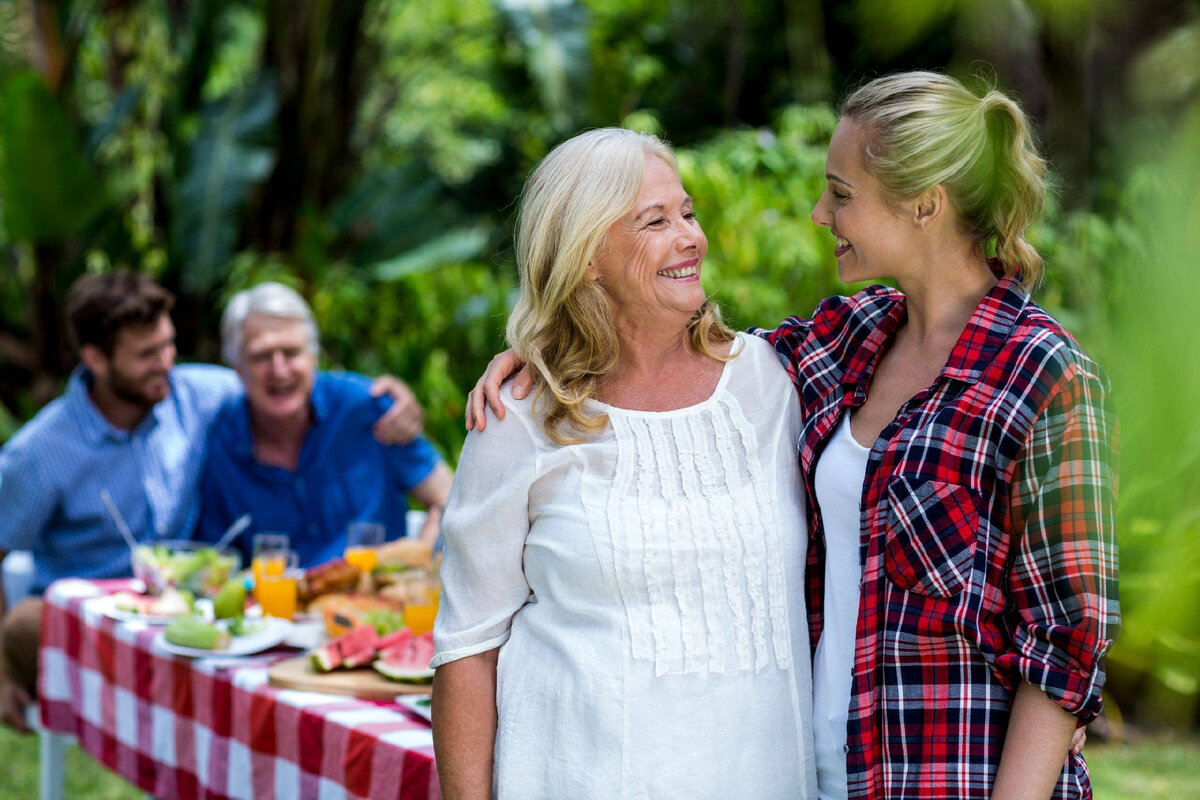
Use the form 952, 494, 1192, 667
1086, 736, 1200, 798
0, 727, 143, 799
1, 725, 1198, 798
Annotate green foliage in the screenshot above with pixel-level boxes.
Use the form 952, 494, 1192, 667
676, 105, 847, 329
1087, 107, 1200, 728
499, 0, 591, 134
1022, 103, 1200, 728
173, 76, 278, 292
360, 0, 523, 185
0, 72, 107, 240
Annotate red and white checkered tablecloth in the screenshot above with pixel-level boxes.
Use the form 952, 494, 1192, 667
38, 578, 440, 800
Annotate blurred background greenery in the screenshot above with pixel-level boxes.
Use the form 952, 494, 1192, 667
1, 0, 1198, 788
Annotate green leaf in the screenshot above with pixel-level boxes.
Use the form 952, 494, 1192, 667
497, 0, 590, 131
370, 223, 493, 281
173, 76, 278, 292
0, 72, 107, 241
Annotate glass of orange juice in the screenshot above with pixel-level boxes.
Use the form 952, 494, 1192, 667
404, 571, 441, 635
345, 522, 384, 572
257, 549, 299, 620
252, 533, 290, 602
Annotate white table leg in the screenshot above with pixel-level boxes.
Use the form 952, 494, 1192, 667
39, 729, 69, 800
25, 702, 68, 800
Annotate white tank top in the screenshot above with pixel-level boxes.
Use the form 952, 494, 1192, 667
811, 413, 871, 800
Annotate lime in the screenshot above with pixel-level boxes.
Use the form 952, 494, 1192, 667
213, 578, 246, 620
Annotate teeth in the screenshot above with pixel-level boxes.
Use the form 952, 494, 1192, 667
835, 236, 850, 248
658, 267, 697, 279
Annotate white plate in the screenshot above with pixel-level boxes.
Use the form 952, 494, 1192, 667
89, 594, 207, 626
152, 617, 292, 658
395, 693, 433, 723
91, 595, 263, 627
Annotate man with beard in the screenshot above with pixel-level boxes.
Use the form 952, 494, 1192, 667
0, 271, 424, 731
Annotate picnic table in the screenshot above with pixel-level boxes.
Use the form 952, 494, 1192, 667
37, 578, 440, 800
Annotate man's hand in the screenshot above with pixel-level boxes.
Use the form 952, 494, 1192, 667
370, 375, 425, 445
0, 677, 33, 734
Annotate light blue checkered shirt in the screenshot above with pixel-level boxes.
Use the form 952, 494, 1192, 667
0, 364, 240, 594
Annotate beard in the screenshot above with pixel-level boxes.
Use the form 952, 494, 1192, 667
106, 367, 170, 409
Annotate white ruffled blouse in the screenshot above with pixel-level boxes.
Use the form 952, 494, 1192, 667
432, 333, 817, 799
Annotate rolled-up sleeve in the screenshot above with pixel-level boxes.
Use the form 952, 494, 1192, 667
430, 409, 538, 668
998, 365, 1120, 723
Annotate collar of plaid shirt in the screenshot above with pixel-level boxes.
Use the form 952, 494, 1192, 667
839, 262, 1027, 394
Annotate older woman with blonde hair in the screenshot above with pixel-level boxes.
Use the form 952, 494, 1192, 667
431, 128, 818, 799
470, 72, 1117, 799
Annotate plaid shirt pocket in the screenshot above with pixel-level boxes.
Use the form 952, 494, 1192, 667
884, 476, 979, 597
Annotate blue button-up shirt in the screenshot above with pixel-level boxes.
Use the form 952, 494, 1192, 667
195, 372, 441, 567
0, 364, 240, 594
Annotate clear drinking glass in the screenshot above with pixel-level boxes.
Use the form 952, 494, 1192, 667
252, 532, 290, 601
256, 549, 300, 620
404, 569, 441, 635
345, 522, 385, 572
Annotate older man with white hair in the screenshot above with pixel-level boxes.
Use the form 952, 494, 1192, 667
195, 282, 451, 566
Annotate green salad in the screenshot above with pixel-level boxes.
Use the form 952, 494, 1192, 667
135, 544, 239, 598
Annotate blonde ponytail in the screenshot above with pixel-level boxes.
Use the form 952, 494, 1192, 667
840, 72, 1049, 290
980, 91, 1047, 287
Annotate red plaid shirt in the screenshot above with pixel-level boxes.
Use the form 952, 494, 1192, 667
756, 268, 1119, 798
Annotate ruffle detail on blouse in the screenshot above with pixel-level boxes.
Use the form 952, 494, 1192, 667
600, 399, 793, 677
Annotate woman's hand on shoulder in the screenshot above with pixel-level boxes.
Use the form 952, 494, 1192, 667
465, 349, 532, 431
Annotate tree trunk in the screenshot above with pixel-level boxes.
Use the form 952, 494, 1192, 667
253, 0, 370, 267
723, 0, 745, 127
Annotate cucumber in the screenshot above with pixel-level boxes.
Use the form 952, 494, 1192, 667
165, 616, 231, 650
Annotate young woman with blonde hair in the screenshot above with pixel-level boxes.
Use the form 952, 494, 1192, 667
433, 128, 818, 799
469, 71, 1118, 799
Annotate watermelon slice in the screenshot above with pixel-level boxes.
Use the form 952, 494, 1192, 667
374, 631, 435, 683
309, 625, 379, 673
375, 629, 415, 652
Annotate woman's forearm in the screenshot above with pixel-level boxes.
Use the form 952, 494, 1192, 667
991, 681, 1079, 799
432, 649, 500, 800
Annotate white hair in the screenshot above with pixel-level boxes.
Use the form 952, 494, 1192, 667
221, 282, 320, 367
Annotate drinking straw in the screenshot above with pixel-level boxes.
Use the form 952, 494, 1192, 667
214, 514, 253, 552
100, 489, 140, 553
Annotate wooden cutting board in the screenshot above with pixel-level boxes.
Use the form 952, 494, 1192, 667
267, 656, 432, 700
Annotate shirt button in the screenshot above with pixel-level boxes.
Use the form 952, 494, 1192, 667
295, 479, 306, 492
307, 523, 319, 536
843, 745, 850, 755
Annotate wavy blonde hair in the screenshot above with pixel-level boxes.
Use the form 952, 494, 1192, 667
840, 71, 1049, 289
507, 127, 735, 444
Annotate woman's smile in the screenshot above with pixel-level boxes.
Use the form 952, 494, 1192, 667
657, 257, 700, 280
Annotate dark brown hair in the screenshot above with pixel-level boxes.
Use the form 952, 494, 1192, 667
66, 271, 175, 355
